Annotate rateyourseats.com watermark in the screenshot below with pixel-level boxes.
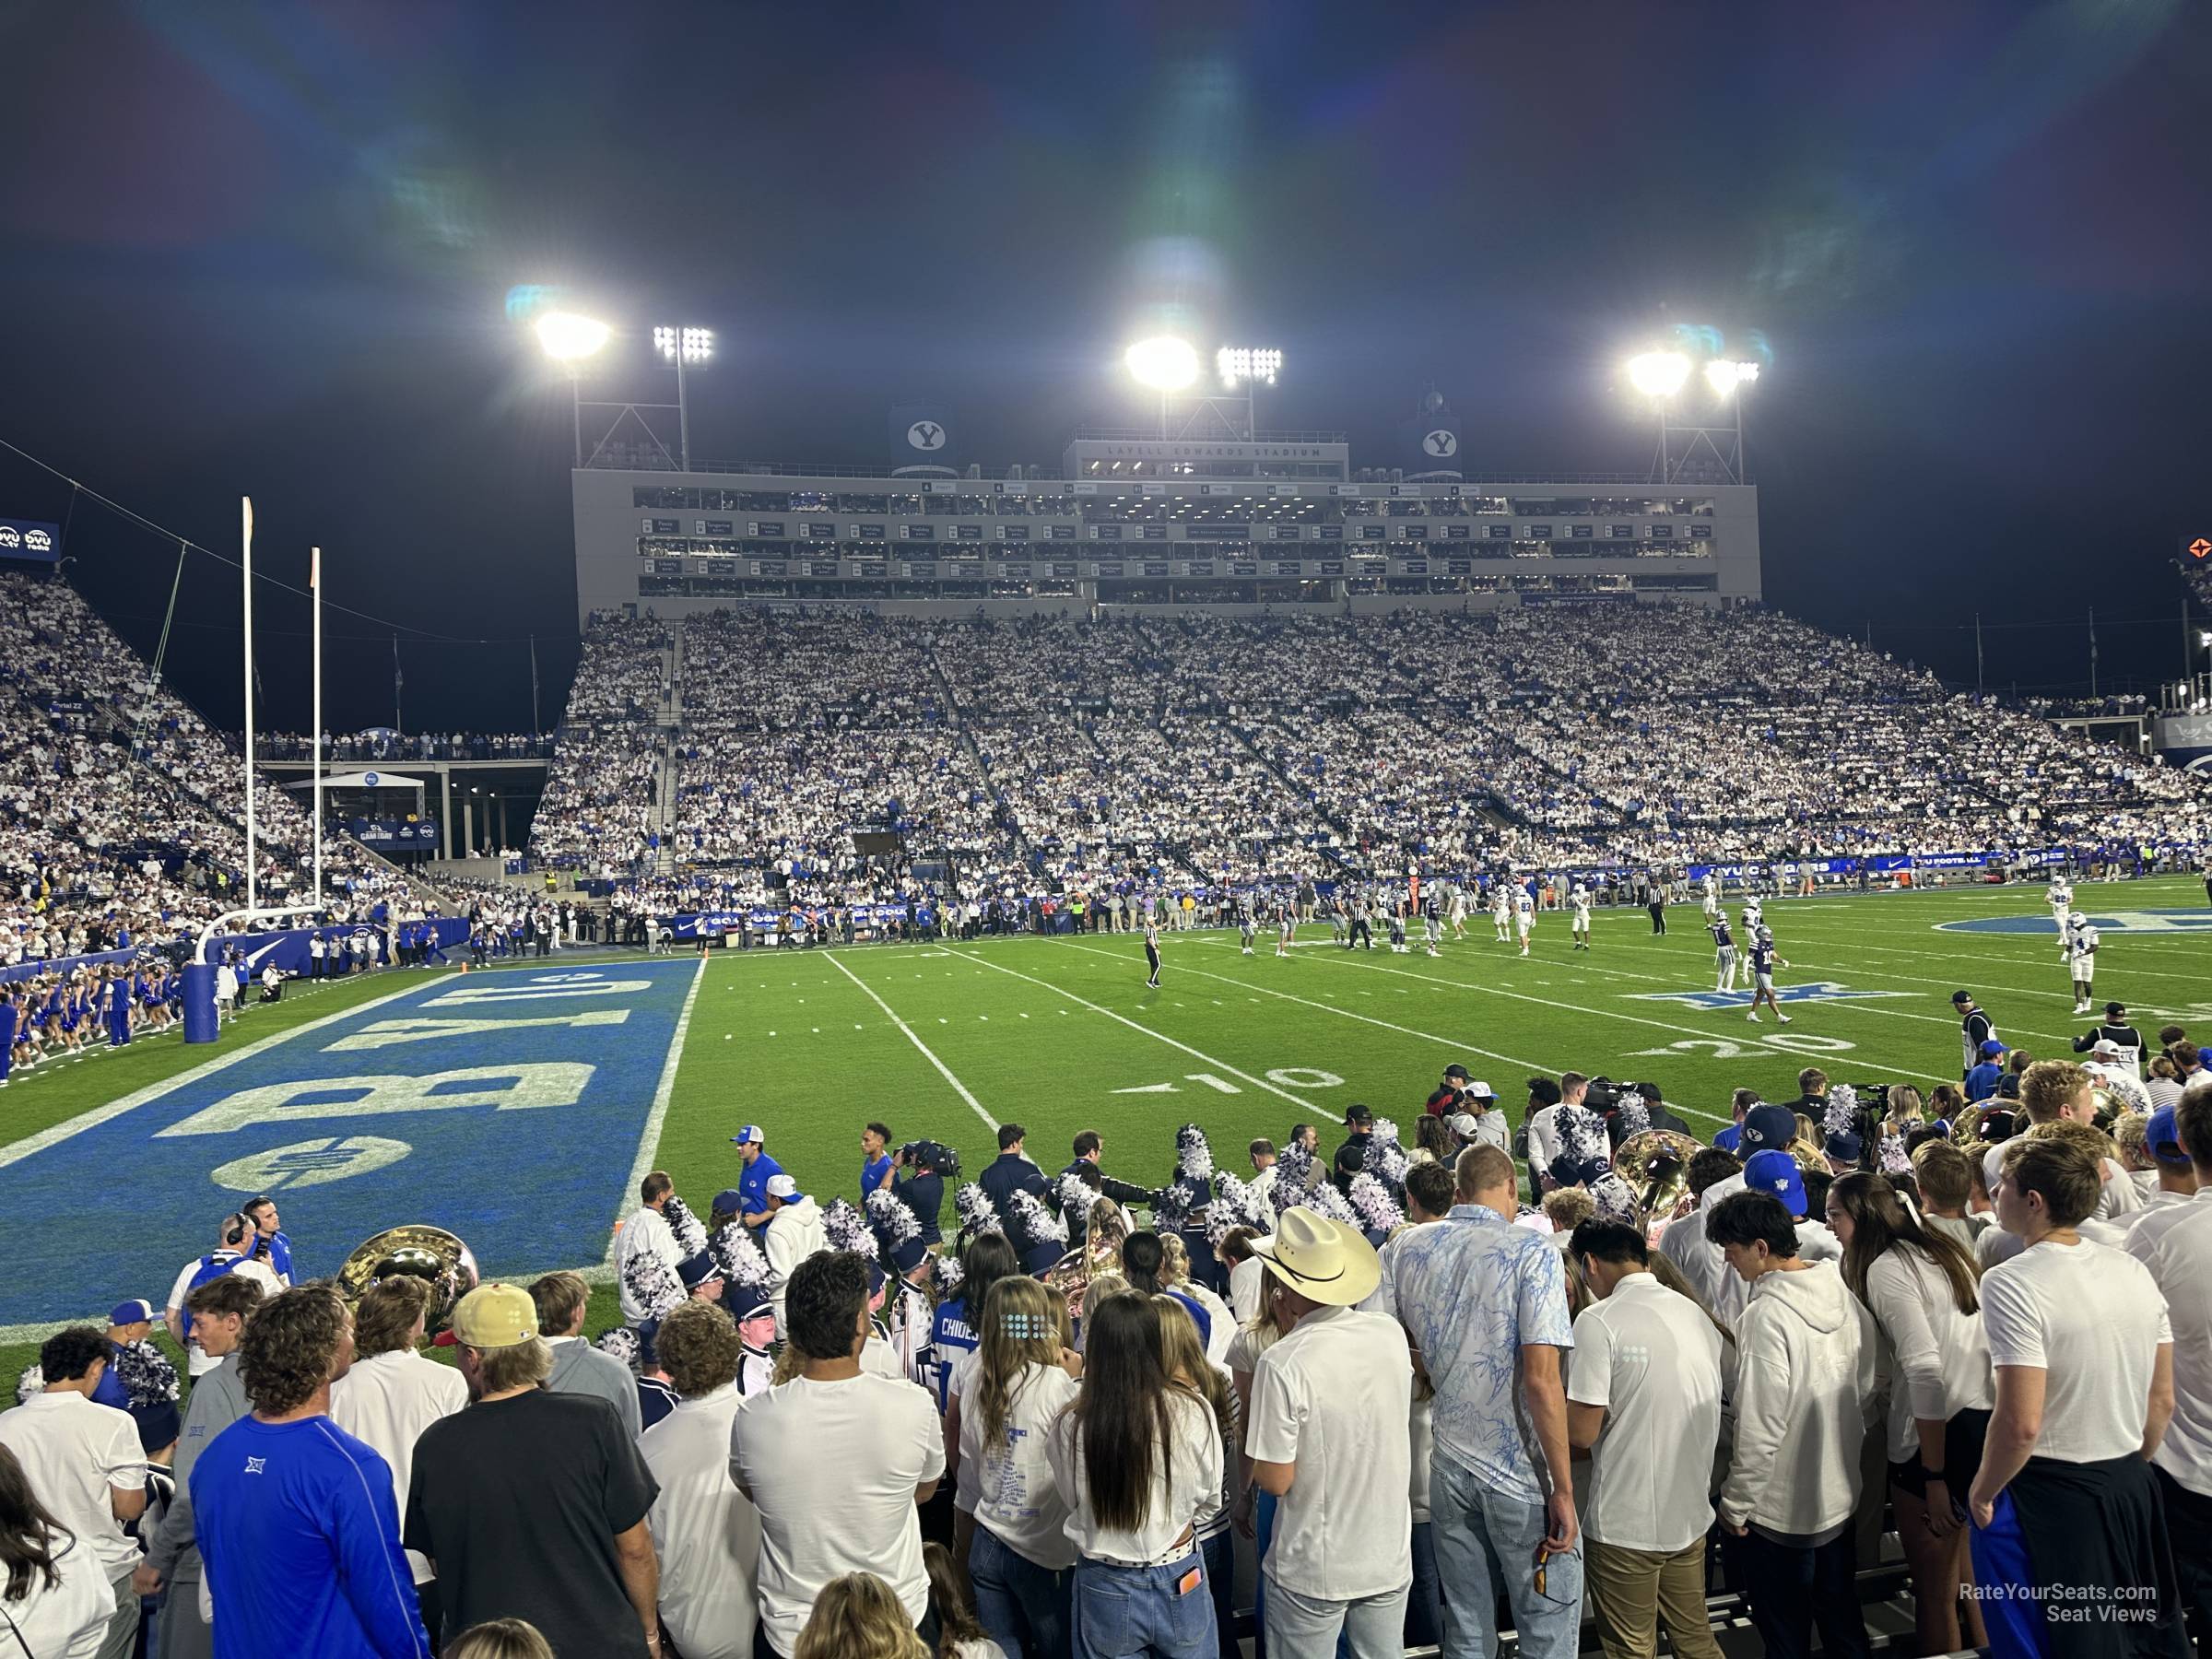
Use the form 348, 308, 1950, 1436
1969, 1583, 2163, 1623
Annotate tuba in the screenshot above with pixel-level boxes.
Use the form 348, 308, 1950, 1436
1615, 1128, 1704, 1230
336, 1225, 479, 1334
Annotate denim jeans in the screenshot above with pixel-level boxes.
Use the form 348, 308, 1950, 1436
1264, 1574, 1410, 1659
1735, 1529, 1866, 1659
1072, 1553, 1218, 1659
971, 1524, 1073, 1659
1200, 1528, 1235, 1658
1428, 1454, 1583, 1659
1406, 1520, 1443, 1649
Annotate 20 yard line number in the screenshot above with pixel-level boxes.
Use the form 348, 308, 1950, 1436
1629, 1035, 1855, 1061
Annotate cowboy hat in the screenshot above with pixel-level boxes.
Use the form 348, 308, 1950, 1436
1248, 1207, 1382, 1307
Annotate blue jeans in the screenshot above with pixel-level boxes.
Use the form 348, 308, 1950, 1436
1072, 1553, 1218, 1659
1200, 1529, 1234, 1658
1407, 1520, 1442, 1648
1429, 1454, 1582, 1659
971, 1524, 1072, 1659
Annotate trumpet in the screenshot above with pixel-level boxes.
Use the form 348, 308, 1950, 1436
335, 1225, 479, 1335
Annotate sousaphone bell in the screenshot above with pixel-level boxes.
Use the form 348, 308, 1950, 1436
336, 1225, 480, 1334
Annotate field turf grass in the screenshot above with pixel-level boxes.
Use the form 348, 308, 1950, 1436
6, 877, 2206, 1385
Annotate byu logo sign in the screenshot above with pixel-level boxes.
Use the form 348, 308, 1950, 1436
211, 1135, 414, 1192
1423, 429, 1458, 457
907, 420, 947, 451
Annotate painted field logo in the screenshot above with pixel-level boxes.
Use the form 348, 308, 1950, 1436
1628, 982, 1909, 1012
0, 960, 701, 1327
1937, 911, 2212, 936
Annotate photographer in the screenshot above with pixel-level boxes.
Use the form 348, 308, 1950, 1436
894, 1140, 953, 1247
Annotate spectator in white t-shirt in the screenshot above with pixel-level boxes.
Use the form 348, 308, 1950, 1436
1824, 1173, 1993, 1656
641, 1300, 761, 1659
1970, 1135, 2190, 1659
949, 1277, 1079, 1659
0, 1328, 146, 1659
165, 1218, 283, 1378
2126, 1084, 2212, 1638
0, 1441, 115, 1659
1245, 1208, 1414, 1658
1564, 1219, 1726, 1659
325, 1277, 465, 1624
1042, 1292, 1221, 1659
729, 1251, 944, 1659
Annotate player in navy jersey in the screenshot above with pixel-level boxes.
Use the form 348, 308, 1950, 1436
1745, 926, 1791, 1024
1710, 914, 1738, 992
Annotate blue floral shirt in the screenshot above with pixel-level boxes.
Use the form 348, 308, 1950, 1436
1389, 1204, 1573, 1503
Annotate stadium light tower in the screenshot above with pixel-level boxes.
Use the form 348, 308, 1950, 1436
1217, 346, 1283, 441
534, 312, 612, 467
1627, 347, 1759, 486
653, 325, 713, 473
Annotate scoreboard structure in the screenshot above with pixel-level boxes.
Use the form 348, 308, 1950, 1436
570, 427, 1761, 625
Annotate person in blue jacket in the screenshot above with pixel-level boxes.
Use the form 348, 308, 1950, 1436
1965, 1038, 2008, 1102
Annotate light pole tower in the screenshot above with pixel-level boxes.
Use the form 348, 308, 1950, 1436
653, 326, 714, 473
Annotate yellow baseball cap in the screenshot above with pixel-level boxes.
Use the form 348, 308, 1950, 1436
449, 1283, 537, 1348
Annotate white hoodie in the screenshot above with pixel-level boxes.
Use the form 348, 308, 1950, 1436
1719, 1259, 1880, 1539
763, 1196, 828, 1331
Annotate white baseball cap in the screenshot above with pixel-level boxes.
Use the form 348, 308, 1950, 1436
765, 1173, 799, 1199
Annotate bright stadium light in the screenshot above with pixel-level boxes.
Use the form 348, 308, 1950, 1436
653, 323, 714, 471
1627, 350, 1690, 398
535, 312, 611, 361
1125, 335, 1200, 392
1217, 346, 1282, 387
1704, 358, 1759, 397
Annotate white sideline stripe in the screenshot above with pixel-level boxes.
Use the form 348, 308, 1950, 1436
0, 979, 432, 1176
825, 954, 998, 1132
1298, 947, 1958, 1087
606, 955, 711, 1266
957, 944, 1340, 1122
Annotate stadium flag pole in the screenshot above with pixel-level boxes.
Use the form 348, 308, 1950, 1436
312, 546, 324, 907
1975, 612, 1984, 697
2088, 605, 2099, 699
530, 633, 541, 734
241, 497, 257, 912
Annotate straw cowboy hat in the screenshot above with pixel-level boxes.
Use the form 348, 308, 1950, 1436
1249, 1207, 1382, 1307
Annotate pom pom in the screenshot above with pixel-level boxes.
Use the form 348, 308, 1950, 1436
15, 1364, 43, 1406
1056, 1171, 1096, 1219
595, 1327, 641, 1372
663, 1193, 708, 1257
1275, 1140, 1316, 1191
112, 1340, 179, 1408
1006, 1189, 1068, 1248
1364, 1120, 1411, 1188
620, 1251, 685, 1324
1611, 1096, 1652, 1140
1347, 1171, 1406, 1236
1590, 1171, 1642, 1227
933, 1254, 965, 1297
1552, 1106, 1611, 1173
821, 1198, 876, 1258
1823, 1085, 1861, 1144
1877, 1130, 1913, 1177
1175, 1123, 1215, 1183
955, 1182, 1004, 1237
709, 1219, 771, 1288
1207, 1172, 1272, 1241
867, 1186, 921, 1247
1287, 1182, 1358, 1226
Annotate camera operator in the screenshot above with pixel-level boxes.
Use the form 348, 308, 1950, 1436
893, 1140, 953, 1247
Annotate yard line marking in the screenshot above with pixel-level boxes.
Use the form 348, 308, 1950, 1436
955, 946, 1340, 1122
606, 955, 708, 1266
0, 978, 432, 1174
825, 954, 998, 1132
1296, 949, 1955, 1086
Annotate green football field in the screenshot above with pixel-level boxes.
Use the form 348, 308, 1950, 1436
4, 876, 2205, 1385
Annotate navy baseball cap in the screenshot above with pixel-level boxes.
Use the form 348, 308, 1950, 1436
1824, 1129, 1865, 1164
730, 1125, 764, 1147
1951, 991, 1973, 1006
712, 1189, 744, 1214
1740, 1103, 1798, 1156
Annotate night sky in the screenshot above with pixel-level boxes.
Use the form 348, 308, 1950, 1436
3, 0, 2207, 734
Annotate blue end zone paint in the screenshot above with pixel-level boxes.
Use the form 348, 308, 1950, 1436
1936, 910, 2212, 935
1626, 982, 1909, 1010
0, 961, 699, 1327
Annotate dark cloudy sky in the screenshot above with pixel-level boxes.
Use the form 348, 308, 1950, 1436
2, 0, 2207, 732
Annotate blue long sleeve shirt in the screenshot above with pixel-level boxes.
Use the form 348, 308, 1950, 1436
192, 1415, 429, 1659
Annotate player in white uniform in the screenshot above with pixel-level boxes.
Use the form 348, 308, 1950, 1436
2063, 910, 2099, 1014
1447, 883, 1468, 940
1701, 873, 1721, 920
1276, 898, 1295, 958
2046, 875, 2075, 930
1514, 888, 1535, 957
1740, 897, 1763, 940
1570, 883, 1592, 950
1491, 885, 1512, 943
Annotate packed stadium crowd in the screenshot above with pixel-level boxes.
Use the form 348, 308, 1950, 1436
11, 1022, 2210, 1659
528, 604, 2212, 915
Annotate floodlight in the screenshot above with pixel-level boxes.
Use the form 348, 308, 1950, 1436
1703, 359, 1761, 396
1627, 351, 1690, 398
535, 312, 611, 360
1126, 335, 1200, 391
1217, 346, 1283, 387
2199, 630, 2212, 649
655, 324, 713, 364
